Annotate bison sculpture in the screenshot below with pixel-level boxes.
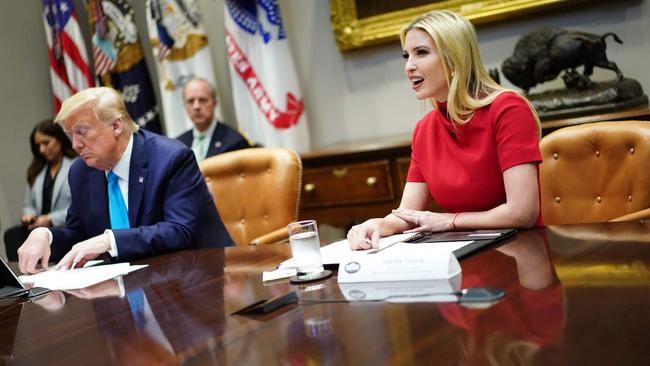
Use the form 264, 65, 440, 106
502, 27, 624, 93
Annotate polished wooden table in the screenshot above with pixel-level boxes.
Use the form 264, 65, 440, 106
2, 221, 650, 365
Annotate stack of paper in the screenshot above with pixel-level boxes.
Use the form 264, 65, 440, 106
19, 263, 147, 290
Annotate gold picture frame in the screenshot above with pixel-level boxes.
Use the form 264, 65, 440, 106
331, 0, 591, 51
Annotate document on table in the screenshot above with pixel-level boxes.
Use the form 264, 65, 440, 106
264, 233, 474, 282
18, 263, 148, 290
276, 232, 417, 270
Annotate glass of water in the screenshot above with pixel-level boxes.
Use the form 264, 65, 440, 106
288, 220, 325, 279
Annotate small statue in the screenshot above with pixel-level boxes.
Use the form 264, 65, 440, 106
500, 27, 647, 119
502, 27, 623, 93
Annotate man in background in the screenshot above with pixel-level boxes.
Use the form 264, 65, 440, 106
177, 78, 250, 162
18, 87, 233, 274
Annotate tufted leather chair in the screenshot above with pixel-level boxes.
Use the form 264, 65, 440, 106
540, 121, 650, 225
199, 148, 302, 246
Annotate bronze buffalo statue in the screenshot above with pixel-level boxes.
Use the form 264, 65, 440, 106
502, 27, 624, 93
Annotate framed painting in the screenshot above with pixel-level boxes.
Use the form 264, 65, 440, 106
331, 0, 592, 51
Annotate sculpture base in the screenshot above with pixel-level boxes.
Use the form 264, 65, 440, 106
530, 78, 648, 120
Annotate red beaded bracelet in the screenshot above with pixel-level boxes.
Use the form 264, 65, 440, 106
451, 213, 460, 231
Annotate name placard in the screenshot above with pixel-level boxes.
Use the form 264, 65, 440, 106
337, 243, 461, 283
338, 274, 462, 303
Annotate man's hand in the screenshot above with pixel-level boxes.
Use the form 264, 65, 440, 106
17, 229, 51, 274
66, 279, 120, 299
55, 233, 111, 270
33, 291, 66, 312
27, 214, 51, 230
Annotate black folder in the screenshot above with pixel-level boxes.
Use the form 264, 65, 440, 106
405, 229, 517, 259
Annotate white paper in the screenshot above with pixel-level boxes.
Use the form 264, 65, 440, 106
278, 233, 417, 270
337, 242, 467, 283
19, 263, 148, 290
339, 274, 462, 303
262, 268, 297, 283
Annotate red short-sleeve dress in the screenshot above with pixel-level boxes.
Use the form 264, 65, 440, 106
407, 92, 543, 225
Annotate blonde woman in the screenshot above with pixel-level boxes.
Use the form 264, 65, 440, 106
348, 10, 542, 250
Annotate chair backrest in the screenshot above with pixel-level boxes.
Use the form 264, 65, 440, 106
199, 148, 302, 246
539, 121, 650, 225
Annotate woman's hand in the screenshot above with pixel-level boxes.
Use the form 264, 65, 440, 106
21, 214, 36, 226
347, 218, 383, 250
27, 215, 51, 230
392, 208, 453, 233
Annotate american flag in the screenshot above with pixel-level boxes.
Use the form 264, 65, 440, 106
42, 0, 94, 112
149, 0, 174, 61
90, 0, 115, 77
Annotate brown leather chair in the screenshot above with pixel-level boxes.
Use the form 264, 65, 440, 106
540, 121, 650, 225
199, 148, 302, 246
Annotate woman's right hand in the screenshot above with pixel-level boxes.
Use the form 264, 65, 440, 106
347, 218, 384, 250
21, 214, 36, 225
27, 214, 51, 230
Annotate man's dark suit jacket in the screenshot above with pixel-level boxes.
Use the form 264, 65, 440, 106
176, 121, 250, 158
50, 129, 234, 261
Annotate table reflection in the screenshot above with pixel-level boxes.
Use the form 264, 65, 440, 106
437, 229, 565, 364
64, 251, 227, 364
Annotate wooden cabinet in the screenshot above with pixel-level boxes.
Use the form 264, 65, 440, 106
302, 160, 395, 208
299, 135, 412, 230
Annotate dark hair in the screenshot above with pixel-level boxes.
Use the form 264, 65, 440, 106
27, 119, 77, 186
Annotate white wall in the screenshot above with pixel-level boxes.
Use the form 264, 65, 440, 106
1, 0, 648, 257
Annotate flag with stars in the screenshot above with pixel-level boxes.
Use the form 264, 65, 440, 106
146, 0, 223, 138
87, 0, 162, 134
42, 0, 94, 112
224, 0, 310, 152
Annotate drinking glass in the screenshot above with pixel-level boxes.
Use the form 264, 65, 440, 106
288, 220, 324, 277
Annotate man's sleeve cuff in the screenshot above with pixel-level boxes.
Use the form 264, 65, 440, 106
33, 227, 53, 245
104, 229, 119, 257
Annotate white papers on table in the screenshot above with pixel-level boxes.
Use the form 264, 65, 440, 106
266, 233, 474, 284
277, 232, 473, 269
265, 235, 415, 283
277, 233, 417, 270
19, 263, 148, 290
262, 268, 297, 283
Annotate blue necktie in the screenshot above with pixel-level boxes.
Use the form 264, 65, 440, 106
127, 288, 146, 329
107, 171, 129, 229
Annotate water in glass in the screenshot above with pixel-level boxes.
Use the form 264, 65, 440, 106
290, 231, 323, 275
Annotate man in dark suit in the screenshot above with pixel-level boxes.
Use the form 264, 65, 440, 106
17, 87, 233, 274
176, 78, 250, 162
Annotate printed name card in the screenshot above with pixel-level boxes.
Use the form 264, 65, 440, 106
337, 243, 461, 283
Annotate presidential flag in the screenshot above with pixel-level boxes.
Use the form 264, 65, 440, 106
87, 0, 162, 134
146, 0, 222, 138
224, 0, 310, 152
42, 0, 94, 112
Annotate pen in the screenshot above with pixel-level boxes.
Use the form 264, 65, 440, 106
70, 260, 78, 270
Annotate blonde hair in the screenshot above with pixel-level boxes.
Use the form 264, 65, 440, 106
400, 10, 540, 131
54, 87, 139, 132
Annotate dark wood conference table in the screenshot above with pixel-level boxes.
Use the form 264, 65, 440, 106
2, 220, 650, 365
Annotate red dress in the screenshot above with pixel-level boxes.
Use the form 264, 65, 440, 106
407, 92, 543, 224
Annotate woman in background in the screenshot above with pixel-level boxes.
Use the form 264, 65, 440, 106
348, 10, 542, 250
4, 120, 76, 260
